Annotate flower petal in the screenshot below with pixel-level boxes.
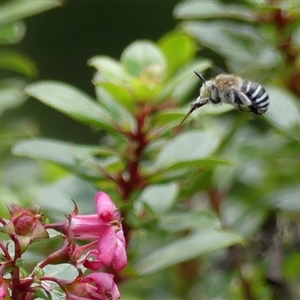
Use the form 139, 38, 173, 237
97, 227, 116, 266
83, 249, 105, 271
95, 192, 116, 223
112, 239, 127, 271
83, 273, 120, 300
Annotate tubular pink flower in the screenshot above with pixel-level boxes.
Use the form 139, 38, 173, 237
68, 215, 107, 240
97, 227, 127, 271
65, 192, 127, 271
83, 225, 127, 272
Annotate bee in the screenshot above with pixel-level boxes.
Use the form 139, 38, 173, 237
179, 72, 269, 126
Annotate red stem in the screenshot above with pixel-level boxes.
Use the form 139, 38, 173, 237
119, 103, 152, 201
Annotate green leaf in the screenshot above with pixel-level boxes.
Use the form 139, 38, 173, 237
34, 264, 78, 299
182, 21, 278, 73
121, 40, 166, 78
174, 0, 256, 22
138, 183, 179, 213
0, 0, 62, 26
42, 263, 78, 281
134, 228, 242, 275
152, 104, 233, 130
0, 51, 37, 77
158, 31, 197, 76
13, 139, 104, 178
25, 81, 116, 131
0, 79, 27, 115
151, 130, 219, 172
157, 58, 211, 104
95, 82, 135, 112
37, 176, 98, 218
94, 84, 136, 132
0, 22, 25, 45
159, 211, 221, 232
265, 86, 300, 133
147, 158, 233, 184
88, 56, 131, 85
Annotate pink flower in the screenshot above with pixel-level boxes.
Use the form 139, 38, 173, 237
83, 226, 127, 271
66, 273, 120, 300
67, 192, 121, 241
68, 192, 127, 271
46, 191, 127, 271
95, 192, 116, 222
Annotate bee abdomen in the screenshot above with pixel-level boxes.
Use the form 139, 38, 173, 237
242, 80, 269, 114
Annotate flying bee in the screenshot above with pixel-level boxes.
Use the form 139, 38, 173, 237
179, 72, 269, 126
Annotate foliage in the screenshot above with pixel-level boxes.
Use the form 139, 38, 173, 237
0, 0, 61, 124
0, 0, 62, 216
4, 0, 300, 299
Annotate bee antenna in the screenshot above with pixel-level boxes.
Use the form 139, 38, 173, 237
194, 71, 206, 85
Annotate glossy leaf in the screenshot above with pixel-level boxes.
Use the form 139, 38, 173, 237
159, 211, 221, 232
43, 263, 78, 281
13, 139, 106, 179
174, 0, 256, 22
25, 81, 116, 131
0, 79, 27, 115
138, 183, 179, 213
37, 176, 98, 218
158, 31, 197, 76
157, 58, 211, 103
88, 56, 131, 85
182, 21, 278, 73
147, 158, 233, 184
0, 22, 25, 44
134, 228, 242, 275
151, 130, 219, 172
94, 84, 136, 132
95, 82, 135, 112
0, 0, 62, 26
0, 51, 37, 77
121, 40, 166, 78
265, 86, 300, 132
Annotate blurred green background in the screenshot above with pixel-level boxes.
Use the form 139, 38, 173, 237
18, 1, 177, 143
2, 0, 300, 299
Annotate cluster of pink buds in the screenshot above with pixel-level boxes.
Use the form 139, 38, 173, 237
0, 191, 127, 300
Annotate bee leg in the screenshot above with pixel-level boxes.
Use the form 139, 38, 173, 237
191, 96, 210, 110
178, 97, 209, 126
235, 90, 252, 107
232, 90, 253, 112
236, 105, 248, 112
210, 85, 221, 104
249, 105, 260, 115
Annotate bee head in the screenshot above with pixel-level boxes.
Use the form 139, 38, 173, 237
178, 71, 211, 127
193, 71, 211, 98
